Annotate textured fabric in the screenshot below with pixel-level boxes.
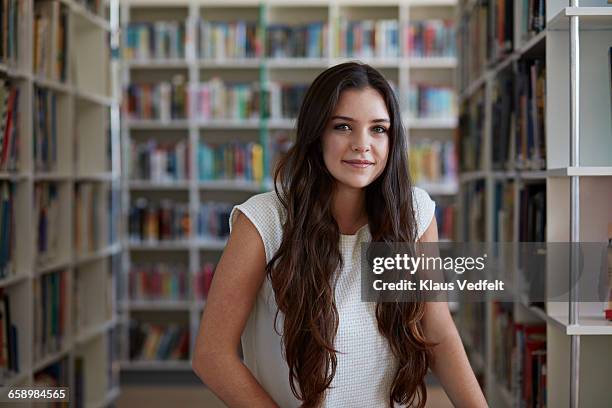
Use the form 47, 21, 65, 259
229, 187, 436, 408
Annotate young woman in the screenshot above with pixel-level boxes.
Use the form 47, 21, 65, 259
193, 62, 487, 408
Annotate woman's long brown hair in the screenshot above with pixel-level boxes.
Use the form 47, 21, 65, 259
267, 62, 433, 408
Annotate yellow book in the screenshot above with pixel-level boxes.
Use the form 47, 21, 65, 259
252, 143, 263, 183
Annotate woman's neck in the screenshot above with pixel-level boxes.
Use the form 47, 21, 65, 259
332, 185, 367, 235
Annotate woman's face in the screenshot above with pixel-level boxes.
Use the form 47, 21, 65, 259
322, 87, 390, 190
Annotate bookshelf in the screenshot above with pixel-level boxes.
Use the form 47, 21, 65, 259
119, 0, 459, 373
0, 0, 121, 407
456, 0, 612, 406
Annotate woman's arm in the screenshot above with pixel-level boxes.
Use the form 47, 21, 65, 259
193, 212, 280, 408
419, 217, 489, 408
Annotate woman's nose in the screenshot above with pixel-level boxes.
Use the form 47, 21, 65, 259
352, 144, 370, 153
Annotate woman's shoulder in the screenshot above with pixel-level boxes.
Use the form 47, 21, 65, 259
229, 191, 286, 263
411, 186, 436, 239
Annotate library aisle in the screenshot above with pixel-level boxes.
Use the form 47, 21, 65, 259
0, 0, 611, 407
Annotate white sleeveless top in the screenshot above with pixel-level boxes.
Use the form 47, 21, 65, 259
228, 187, 435, 408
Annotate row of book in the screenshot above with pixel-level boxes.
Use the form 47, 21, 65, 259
0, 1, 22, 66
198, 141, 264, 183
34, 358, 69, 408
129, 321, 189, 361
34, 87, 58, 173
519, 182, 545, 242
34, 182, 61, 266
0, 79, 19, 172
129, 263, 189, 301
123, 21, 186, 61
33, 0, 68, 82
434, 203, 455, 242
125, 18, 459, 61
406, 83, 456, 119
0, 289, 18, 382
267, 22, 327, 59
405, 19, 455, 58
268, 82, 308, 120
492, 302, 547, 407
198, 20, 260, 60
337, 19, 399, 59
124, 75, 188, 121
33, 270, 68, 362
129, 139, 190, 182
190, 78, 261, 121
197, 201, 232, 240
409, 140, 457, 186
0, 182, 14, 279
457, 3, 488, 90
457, 88, 486, 172
128, 198, 190, 243
462, 180, 486, 242
74, 183, 105, 255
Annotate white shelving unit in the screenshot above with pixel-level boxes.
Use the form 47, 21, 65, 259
0, 0, 121, 407
456, 0, 612, 406
119, 0, 459, 373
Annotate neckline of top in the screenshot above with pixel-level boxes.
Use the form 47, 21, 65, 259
339, 223, 370, 238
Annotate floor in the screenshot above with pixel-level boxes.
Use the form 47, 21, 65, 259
116, 385, 453, 407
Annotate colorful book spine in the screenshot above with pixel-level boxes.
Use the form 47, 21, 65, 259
404, 19, 455, 58
489, 0, 514, 62
457, 88, 486, 172
129, 139, 190, 182
516, 58, 546, 170
0, 288, 19, 381
128, 198, 190, 242
33, 0, 68, 81
125, 75, 188, 121
195, 262, 215, 300
267, 21, 328, 59
409, 140, 457, 185
34, 182, 61, 265
338, 19, 399, 58
129, 263, 188, 301
519, 0, 545, 43
129, 321, 189, 361
511, 322, 546, 407
267, 82, 308, 120
198, 141, 264, 183
198, 20, 260, 59
190, 78, 261, 121
0, 80, 20, 172
407, 83, 456, 119
33, 357, 70, 408
0, 182, 14, 279
33, 87, 58, 173
33, 270, 67, 362
197, 202, 232, 240
124, 21, 186, 60
0, 0, 23, 65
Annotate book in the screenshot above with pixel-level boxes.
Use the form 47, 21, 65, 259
129, 139, 190, 182
34, 182, 61, 266
74, 182, 106, 254
338, 18, 398, 58
519, 182, 545, 242
0, 289, 19, 382
198, 141, 264, 183
125, 75, 188, 121
33, 270, 67, 362
404, 19, 455, 58
407, 83, 456, 119
0, 182, 14, 279
516, 58, 546, 170
129, 263, 188, 301
491, 67, 515, 170
0, 79, 19, 172
33, 86, 58, 173
129, 198, 190, 243
129, 321, 189, 361
33, 0, 68, 81
124, 21, 186, 61
457, 3, 489, 90
409, 140, 457, 186
0, 0, 23, 66
197, 201, 233, 240
434, 203, 455, 242
511, 323, 546, 407
198, 20, 260, 60
267, 81, 308, 120
489, 0, 514, 62
267, 21, 327, 59
190, 78, 261, 121
457, 88, 486, 172
33, 357, 69, 408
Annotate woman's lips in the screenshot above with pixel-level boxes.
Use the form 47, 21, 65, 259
342, 160, 374, 168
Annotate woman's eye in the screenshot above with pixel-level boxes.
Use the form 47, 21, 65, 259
334, 123, 350, 131
372, 126, 387, 133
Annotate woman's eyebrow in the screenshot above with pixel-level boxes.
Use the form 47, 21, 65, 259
331, 115, 390, 123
